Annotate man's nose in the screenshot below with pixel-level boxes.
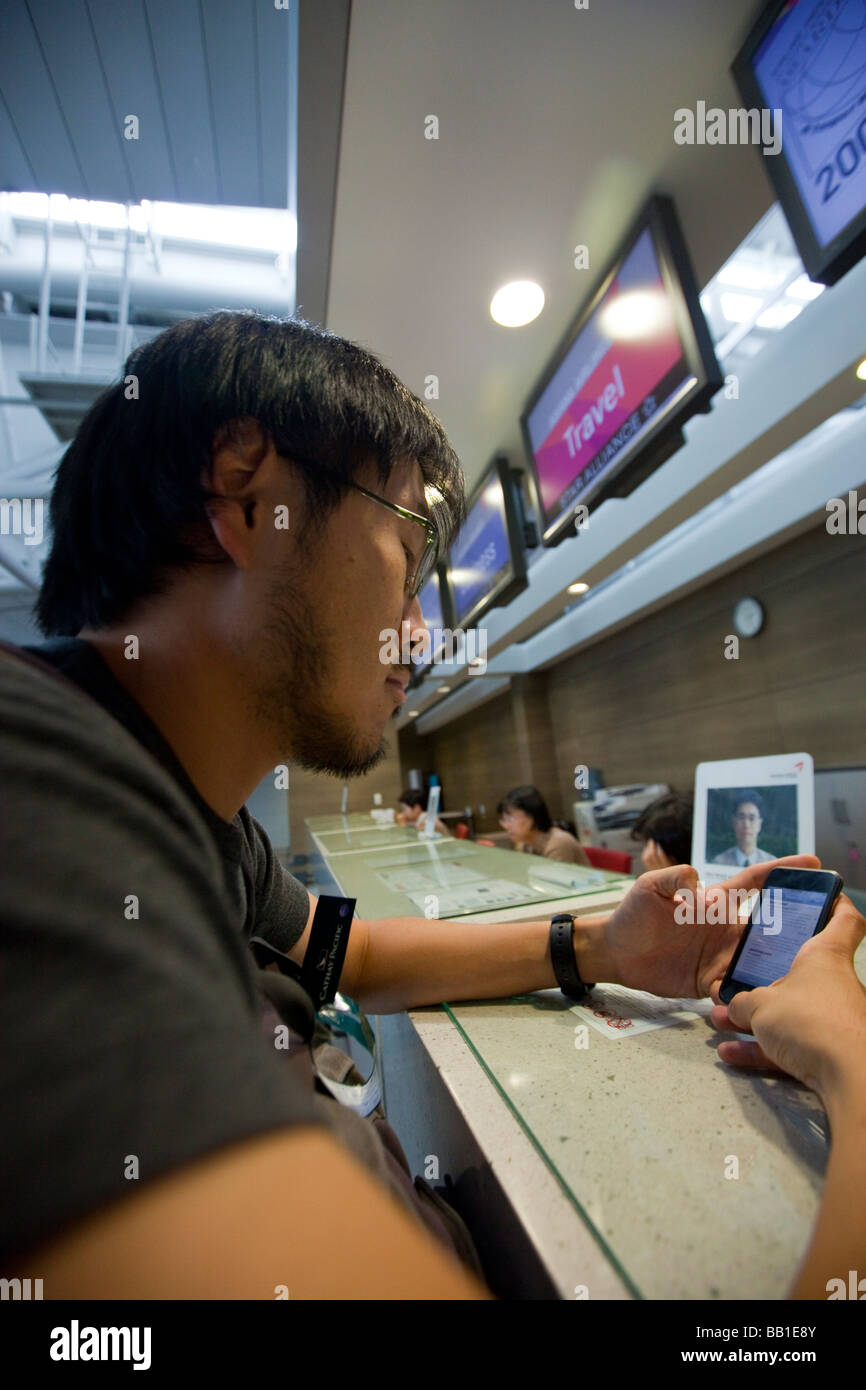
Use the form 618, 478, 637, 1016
401, 597, 429, 650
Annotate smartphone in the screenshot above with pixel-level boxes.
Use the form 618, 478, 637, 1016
719, 867, 843, 1005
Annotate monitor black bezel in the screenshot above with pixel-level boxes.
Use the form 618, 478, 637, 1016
411, 562, 455, 680
731, 0, 866, 288
519, 192, 722, 548
443, 453, 528, 633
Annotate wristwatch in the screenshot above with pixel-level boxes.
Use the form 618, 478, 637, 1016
549, 912, 594, 1002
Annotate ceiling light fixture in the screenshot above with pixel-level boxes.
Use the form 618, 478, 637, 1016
490, 281, 544, 327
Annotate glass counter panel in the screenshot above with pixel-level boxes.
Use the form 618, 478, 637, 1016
314, 825, 426, 851
306, 813, 385, 833
442, 986, 830, 1299
317, 831, 626, 919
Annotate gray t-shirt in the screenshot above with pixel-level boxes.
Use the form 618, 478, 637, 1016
0, 640, 319, 1262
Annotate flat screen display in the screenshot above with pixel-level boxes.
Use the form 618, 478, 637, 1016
733, 0, 866, 284
418, 570, 444, 633
440, 455, 529, 636
525, 227, 691, 526
521, 195, 721, 547
412, 569, 447, 672
449, 469, 513, 627
735, 887, 826, 988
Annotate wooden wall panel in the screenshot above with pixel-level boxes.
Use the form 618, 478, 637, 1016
400, 523, 866, 830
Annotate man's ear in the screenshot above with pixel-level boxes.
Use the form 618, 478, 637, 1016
203, 418, 271, 566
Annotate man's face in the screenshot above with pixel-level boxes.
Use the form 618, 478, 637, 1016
733, 802, 762, 853
249, 457, 431, 778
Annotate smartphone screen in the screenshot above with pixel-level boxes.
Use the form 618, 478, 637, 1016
733, 886, 831, 989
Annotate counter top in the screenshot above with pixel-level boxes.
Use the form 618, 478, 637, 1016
305, 813, 852, 1298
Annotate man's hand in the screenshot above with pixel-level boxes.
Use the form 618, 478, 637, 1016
708, 895, 866, 1101
588, 854, 821, 1000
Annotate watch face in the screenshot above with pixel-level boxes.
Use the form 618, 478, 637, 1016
733, 597, 764, 638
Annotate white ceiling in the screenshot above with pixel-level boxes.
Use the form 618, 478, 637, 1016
326, 0, 775, 493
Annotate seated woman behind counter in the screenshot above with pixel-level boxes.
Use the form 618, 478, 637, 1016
497, 785, 591, 866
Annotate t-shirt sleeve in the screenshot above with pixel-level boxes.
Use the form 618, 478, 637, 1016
0, 658, 321, 1263
239, 809, 312, 955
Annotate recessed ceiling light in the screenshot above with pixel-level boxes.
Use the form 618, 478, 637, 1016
567, 581, 590, 595
490, 281, 544, 327
407, 710, 419, 718
436, 685, 450, 694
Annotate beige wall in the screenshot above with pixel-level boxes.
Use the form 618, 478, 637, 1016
399, 522, 866, 831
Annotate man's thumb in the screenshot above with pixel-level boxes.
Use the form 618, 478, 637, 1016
649, 862, 700, 900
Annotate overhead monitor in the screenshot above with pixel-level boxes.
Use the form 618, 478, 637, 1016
733, 0, 866, 286
409, 566, 453, 680
520, 194, 723, 547
443, 455, 528, 631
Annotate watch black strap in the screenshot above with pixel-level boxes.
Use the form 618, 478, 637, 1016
549, 913, 593, 1001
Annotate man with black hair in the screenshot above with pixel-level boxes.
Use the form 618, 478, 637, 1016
0, 311, 857, 1300
713, 790, 775, 867
632, 792, 694, 870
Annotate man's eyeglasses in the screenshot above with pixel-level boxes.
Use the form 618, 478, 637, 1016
349, 483, 439, 600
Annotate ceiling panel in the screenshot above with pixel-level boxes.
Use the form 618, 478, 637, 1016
0, 0, 298, 210
27, 0, 133, 201
144, 0, 220, 204
0, 90, 36, 192
255, 2, 292, 212
86, 0, 178, 203
200, 0, 263, 208
0, 3, 88, 194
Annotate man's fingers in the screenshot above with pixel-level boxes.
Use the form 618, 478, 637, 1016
716, 1038, 786, 1073
725, 985, 763, 1033
708, 1001, 739, 1030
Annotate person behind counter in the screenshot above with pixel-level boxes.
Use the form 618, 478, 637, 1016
497, 785, 591, 866
395, 787, 450, 836
631, 791, 694, 870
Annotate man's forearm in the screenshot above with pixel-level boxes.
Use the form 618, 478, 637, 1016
788, 1076, 866, 1299
341, 911, 618, 1014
